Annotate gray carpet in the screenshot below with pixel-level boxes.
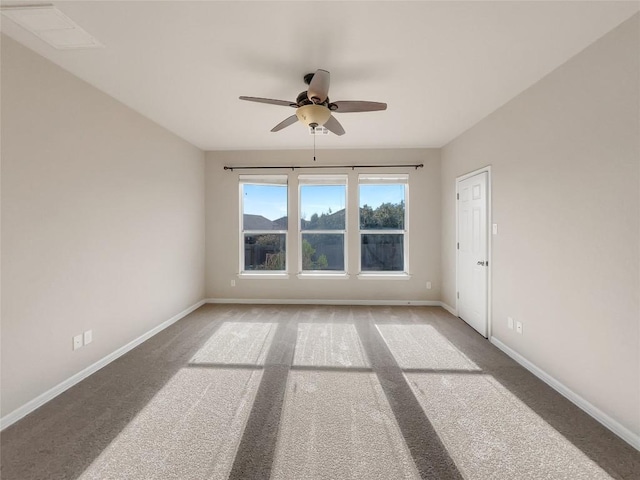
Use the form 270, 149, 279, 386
1, 305, 639, 479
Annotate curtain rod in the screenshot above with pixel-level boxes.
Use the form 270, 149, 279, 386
223, 164, 423, 171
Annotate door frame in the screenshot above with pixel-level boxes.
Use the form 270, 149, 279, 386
455, 165, 492, 339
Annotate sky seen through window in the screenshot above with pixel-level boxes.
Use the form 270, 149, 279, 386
244, 184, 404, 221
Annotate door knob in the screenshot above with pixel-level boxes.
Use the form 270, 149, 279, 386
477, 261, 486, 266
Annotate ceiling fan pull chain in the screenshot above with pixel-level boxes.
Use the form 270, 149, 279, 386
313, 129, 316, 161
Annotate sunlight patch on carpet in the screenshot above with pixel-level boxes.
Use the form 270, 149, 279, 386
190, 322, 276, 366
407, 373, 613, 480
294, 323, 369, 368
376, 324, 480, 370
271, 371, 419, 479
79, 368, 262, 480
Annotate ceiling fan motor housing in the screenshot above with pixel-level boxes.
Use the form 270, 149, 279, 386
296, 104, 332, 127
296, 90, 330, 107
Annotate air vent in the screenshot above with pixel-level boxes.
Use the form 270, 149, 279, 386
1, 4, 103, 49
309, 126, 330, 135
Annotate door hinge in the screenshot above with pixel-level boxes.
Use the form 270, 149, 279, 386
457, 242, 459, 250
457, 193, 459, 200
457, 292, 460, 299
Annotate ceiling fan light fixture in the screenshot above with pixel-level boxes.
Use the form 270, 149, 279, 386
296, 104, 331, 128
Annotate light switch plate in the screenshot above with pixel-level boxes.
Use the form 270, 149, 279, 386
83, 330, 93, 345
73, 334, 83, 350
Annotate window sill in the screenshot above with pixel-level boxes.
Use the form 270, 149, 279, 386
357, 273, 411, 280
297, 273, 350, 280
238, 273, 289, 280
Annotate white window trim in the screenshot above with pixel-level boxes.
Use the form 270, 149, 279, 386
357, 272, 412, 280
239, 174, 288, 185
358, 175, 409, 274
298, 175, 348, 275
297, 273, 350, 280
239, 273, 290, 280
239, 175, 289, 275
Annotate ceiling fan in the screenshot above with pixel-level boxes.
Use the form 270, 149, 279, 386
239, 69, 387, 136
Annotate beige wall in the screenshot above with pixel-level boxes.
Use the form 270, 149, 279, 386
205, 149, 440, 302
1, 37, 206, 417
441, 15, 639, 435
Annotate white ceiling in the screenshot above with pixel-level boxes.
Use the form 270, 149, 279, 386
1, 1, 638, 150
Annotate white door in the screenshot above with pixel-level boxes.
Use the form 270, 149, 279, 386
457, 172, 488, 337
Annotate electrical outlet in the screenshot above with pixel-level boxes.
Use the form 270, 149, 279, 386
84, 330, 93, 345
426, 281, 432, 290
73, 334, 83, 350
231, 279, 236, 287
507, 317, 514, 330
516, 321, 523, 334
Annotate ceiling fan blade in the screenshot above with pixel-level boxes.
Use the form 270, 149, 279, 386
271, 115, 299, 132
324, 115, 345, 136
239, 96, 297, 108
307, 69, 330, 103
330, 101, 387, 113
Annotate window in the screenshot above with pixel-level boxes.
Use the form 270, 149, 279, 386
299, 175, 347, 273
359, 175, 408, 273
240, 175, 288, 273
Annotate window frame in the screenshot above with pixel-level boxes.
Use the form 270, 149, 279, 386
298, 174, 349, 277
239, 175, 289, 277
357, 174, 410, 278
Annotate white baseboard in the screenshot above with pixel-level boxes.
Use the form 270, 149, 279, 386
0, 300, 206, 431
490, 336, 640, 451
205, 298, 441, 306
440, 302, 457, 316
